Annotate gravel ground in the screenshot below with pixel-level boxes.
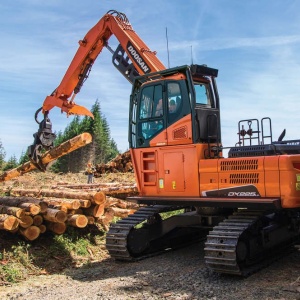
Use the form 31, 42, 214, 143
0, 241, 299, 300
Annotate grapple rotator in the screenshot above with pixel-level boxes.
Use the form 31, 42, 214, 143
27, 108, 56, 171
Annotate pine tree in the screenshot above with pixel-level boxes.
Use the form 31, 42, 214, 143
19, 150, 29, 165
3, 155, 18, 171
0, 140, 6, 170
50, 99, 120, 173
89, 100, 119, 164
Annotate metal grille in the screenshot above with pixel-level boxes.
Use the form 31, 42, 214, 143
229, 173, 259, 184
173, 126, 187, 139
220, 159, 258, 171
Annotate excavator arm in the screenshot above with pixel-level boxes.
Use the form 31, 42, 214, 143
28, 9, 166, 170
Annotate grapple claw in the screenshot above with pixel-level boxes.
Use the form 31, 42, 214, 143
27, 109, 56, 171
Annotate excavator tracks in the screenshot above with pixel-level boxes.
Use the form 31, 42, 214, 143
204, 210, 300, 276
106, 205, 209, 261
106, 205, 166, 261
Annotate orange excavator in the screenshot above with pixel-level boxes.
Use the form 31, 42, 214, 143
28, 10, 300, 276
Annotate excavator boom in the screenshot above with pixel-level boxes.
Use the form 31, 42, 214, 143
42, 10, 165, 115
28, 10, 165, 169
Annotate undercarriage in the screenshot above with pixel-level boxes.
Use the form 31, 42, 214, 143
204, 209, 300, 276
106, 205, 217, 260
106, 205, 300, 276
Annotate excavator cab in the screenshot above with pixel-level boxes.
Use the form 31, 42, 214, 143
129, 64, 221, 155
128, 64, 222, 197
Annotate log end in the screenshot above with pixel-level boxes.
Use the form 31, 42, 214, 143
68, 214, 88, 228
19, 226, 40, 241
4, 216, 19, 231
93, 191, 106, 205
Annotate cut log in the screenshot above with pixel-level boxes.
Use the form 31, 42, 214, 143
8, 188, 106, 205
104, 197, 119, 208
32, 214, 43, 226
104, 188, 138, 200
19, 215, 33, 228
46, 221, 66, 234
41, 198, 81, 210
0, 197, 47, 213
110, 207, 136, 218
43, 208, 67, 223
79, 199, 91, 208
87, 216, 95, 225
19, 226, 40, 241
97, 208, 115, 231
0, 205, 25, 218
54, 182, 123, 189
18, 203, 41, 215
105, 197, 140, 209
67, 208, 83, 215
67, 214, 88, 228
91, 191, 106, 205
56, 206, 68, 213
83, 204, 105, 218
38, 224, 47, 234
0, 214, 19, 231
0, 132, 92, 182
94, 150, 134, 175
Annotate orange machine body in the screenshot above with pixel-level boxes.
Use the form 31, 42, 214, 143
131, 145, 300, 209
128, 64, 300, 211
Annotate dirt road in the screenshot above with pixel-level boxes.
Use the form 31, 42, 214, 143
1, 241, 299, 300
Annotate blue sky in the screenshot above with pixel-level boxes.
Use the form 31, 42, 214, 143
1, 0, 300, 160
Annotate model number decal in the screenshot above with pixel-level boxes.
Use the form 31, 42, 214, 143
228, 192, 259, 197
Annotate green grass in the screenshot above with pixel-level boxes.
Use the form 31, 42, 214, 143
53, 229, 91, 256
0, 242, 35, 283
0, 226, 107, 284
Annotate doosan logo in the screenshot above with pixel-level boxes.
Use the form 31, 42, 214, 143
127, 43, 150, 73
228, 192, 258, 197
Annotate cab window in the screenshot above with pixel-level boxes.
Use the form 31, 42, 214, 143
138, 84, 164, 141
167, 82, 182, 123
139, 85, 163, 119
194, 83, 211, 107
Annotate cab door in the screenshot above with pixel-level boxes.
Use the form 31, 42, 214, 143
165, 81, 193, 146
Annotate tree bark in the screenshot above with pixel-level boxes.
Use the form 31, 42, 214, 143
0, 132, 92, 182
43, 208, 67, 223
0, 196, 47, 213
97, 208, 115, 231
82, 204, 105, 218
110, 207, 136, 218
8, 188, 106, 205
78, 199, 91, 208
41, 198, 81, 210
105, 197, 140, 209
0, 205, 25, 218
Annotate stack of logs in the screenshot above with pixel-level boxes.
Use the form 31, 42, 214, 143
0, 182, 139, 241
95, 151, 133, 176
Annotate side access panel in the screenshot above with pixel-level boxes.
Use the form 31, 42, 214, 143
130, 145, 202, 197
162, 152, 185, 192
